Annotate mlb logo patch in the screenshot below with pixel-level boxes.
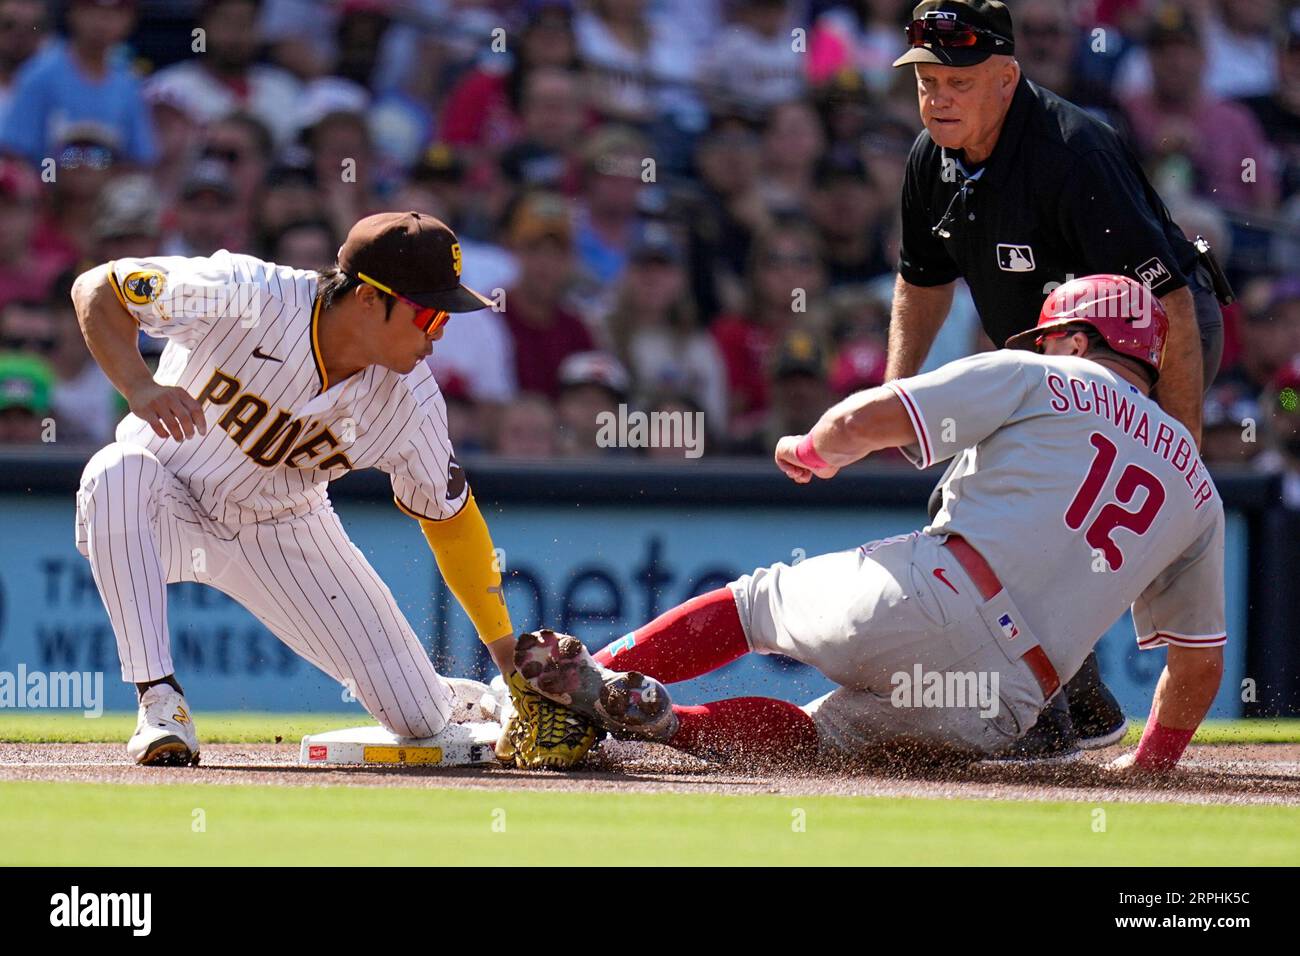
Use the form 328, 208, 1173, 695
997, 613, 1020, 640
1136, 257, 1170, 287
996, 244, 1035, 273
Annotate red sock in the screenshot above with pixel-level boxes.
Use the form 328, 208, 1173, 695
669, 697, 820, 762
593, 588, 749, 683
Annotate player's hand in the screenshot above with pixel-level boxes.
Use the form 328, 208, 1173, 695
774, 435, 838, 483
1102, 752, 1173, 778
127, 381, 208, 442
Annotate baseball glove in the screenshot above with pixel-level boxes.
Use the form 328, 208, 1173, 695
496, 670, 602, 769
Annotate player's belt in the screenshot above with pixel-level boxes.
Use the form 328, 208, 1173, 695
943, 535, 1061, 700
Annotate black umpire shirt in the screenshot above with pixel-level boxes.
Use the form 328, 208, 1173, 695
899, 75, 1200, 348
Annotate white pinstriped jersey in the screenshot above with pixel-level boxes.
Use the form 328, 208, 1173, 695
885, 351, 1226, 680
108, 251, 467, 526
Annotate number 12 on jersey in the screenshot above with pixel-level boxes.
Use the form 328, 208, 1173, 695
1064, 432, 1166, 571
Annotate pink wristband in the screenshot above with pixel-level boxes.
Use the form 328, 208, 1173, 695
1133, 719, 1196, 771
795, 434, 829, 470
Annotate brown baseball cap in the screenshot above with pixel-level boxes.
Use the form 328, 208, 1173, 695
336, 211, 493, 312
893, 0, 1015, 68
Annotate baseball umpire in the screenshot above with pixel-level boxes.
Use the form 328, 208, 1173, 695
71, 211, 598, 768
887, 0, 1232, 760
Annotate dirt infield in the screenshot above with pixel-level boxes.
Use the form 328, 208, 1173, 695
2, 740, 1298, 806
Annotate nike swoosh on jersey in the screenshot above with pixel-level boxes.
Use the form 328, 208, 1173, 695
252, 347, 283, 362
933, 568, 959, 594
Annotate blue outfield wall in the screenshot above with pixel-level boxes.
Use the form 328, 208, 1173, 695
0, 453, 1264, 720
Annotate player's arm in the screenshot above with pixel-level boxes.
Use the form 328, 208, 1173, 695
71, 263, 206, 442
415, 495, 517, 675
885, 275, 957, 381
1152, 286, 1203, 447
775, 385, 915, 482
1120, 644, 1223, 772
1117, 513, 1227, 772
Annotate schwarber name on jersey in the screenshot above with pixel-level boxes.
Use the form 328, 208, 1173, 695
885, 350, 1226, 682
107, 251, 466, 526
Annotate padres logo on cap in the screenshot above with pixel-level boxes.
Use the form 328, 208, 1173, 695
451, 242, 462, 277
122, 270, 165, 305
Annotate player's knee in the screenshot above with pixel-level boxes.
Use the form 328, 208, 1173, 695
80, 443, 166, 500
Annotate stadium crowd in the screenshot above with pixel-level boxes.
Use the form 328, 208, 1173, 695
0, 0, 1295, 501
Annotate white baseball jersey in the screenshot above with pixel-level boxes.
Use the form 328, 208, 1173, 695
76, 250, 468, 736
107, 251, 467, 525
885, 350, 1226, 679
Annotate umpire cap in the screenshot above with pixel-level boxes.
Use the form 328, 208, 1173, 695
893, 0, 1015, 68
337, 211, 493, 312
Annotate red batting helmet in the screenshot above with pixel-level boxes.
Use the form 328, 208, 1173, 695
1005, 274, 1169, 380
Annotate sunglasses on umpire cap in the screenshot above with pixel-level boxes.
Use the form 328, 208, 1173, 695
354, 271, 452, 336
905, 17, 1012, 50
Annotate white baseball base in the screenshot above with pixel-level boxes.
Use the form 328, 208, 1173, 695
299, 722, 503, 767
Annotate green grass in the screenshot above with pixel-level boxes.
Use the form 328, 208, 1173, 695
4, 712, 1298, 745
1, 781, 1297, 866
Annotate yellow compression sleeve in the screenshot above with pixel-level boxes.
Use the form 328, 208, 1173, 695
415, 493, 513, 645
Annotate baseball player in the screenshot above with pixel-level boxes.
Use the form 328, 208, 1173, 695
71, 211, 598, 768
514, 275, 1225, 772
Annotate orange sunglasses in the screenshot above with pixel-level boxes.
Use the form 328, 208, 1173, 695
356, 272, 451, 335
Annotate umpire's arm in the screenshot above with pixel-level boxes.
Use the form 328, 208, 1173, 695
885, 275, 957, 381
1059, 148, 1205, 444
1152, 286, 1203, 445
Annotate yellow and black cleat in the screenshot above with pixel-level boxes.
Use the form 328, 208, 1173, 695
498, 671, 602, 770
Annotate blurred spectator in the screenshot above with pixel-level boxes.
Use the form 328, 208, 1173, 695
602, 227, 726, 433
147, 0, 301, 150
685, 116, 768, 318
0, 349, 52, 443
758, 100, 825, 214
492, 393, 559, 459
807, 0, 908, 94
143, 79, 205, 207
297, 79, 380, 242
441, 2, 577, 163
1200, 380, 1262, 465
201, 112, 273, 235
258, 150, 321, 244
732, 328, 833, 455
32, 123, 120, 267
712, 220, 828, 441
815, 67, 873, 155
269, 218, 335, 272
1239, 12, 1300, 202
1257, 357, 1300, 508
0, 156, 61, 311
700, 0, 804, 113
575, 0, 701, 131
500, 192, 593, 400
160, 158, 240, 256
1, 274, 117, 443
1203, 0, 1278, 99
0, 0, 47, 116
1220, 277, 1300, 398
437, 371, 487, 455
555, 350, 630, 457
809, 151, 889, 288
92, 173, 163, 262
0, 0, 153, 166
574, 125, 650, 291
1121, 3, 1278, 212
1015, 0, 1128, 135
496, 67, 587, 195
